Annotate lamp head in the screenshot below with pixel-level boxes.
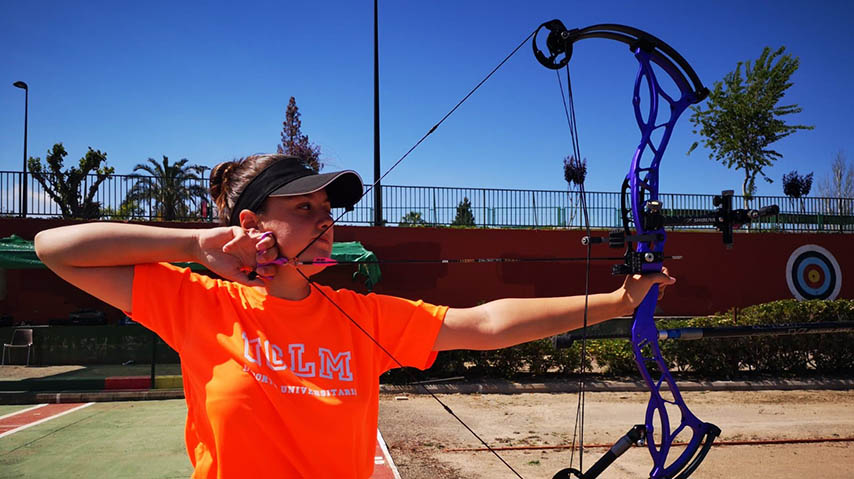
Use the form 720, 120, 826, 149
13, 81, 28, 90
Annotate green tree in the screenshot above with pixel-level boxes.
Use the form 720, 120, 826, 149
817, 151, 854, 215
688, 46, 813, 207
101, 200, 145, 221
451, 197, 475, 226
399, 211, 427, 227
277, 97, 322, 171
27, 143, 114, 219
125, 156, 208, 221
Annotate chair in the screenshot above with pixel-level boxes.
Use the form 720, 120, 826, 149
2, 328, 33, 366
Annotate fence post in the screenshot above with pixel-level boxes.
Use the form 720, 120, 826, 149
532, 191, 538, 227
482, 189, 487, 227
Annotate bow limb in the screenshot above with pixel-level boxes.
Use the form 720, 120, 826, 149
632, 288, 721, 479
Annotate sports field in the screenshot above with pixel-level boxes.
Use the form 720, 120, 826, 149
0, 399, 191, 478
0, 398, 401, 478
1, 364, 852, 478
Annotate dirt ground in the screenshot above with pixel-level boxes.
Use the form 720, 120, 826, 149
378, 389, 854, 479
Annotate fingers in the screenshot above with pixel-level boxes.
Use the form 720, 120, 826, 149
654, 267, 675, 300
253, 264, 278, 280
254, 231, 282, 281
220, 226, 247, 255
656, 267, 676, 285
249, 230, 282, 282
219, 228, 283, 283
255, 231, 279, 265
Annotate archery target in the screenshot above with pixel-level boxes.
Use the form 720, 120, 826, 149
785, 245, 842, 300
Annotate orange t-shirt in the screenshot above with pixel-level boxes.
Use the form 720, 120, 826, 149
130, 262, 446, 478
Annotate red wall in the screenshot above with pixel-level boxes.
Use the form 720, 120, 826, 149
1, 218, 851, 325
334, 226, 852, 316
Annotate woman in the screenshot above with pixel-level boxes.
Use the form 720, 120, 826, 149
35, 154, 674, 478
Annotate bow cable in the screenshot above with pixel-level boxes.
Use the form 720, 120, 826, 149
555, 62, 593, 474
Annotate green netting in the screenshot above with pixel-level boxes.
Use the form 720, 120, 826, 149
0, 236, 381, 288
0, 235, 42, 269
322, 241, 382, 289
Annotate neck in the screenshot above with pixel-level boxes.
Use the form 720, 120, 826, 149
257, 266, 313, 301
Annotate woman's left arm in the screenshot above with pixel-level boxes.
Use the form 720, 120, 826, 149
433, 270, 675, 351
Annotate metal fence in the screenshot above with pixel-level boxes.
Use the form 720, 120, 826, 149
2, 170, 853, 232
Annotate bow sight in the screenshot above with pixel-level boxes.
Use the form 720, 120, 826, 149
583, 188, 781, 274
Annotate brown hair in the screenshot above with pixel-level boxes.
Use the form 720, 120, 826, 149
209, 154, 302, 225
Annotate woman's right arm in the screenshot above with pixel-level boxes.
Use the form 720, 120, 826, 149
34, 223, 272, 313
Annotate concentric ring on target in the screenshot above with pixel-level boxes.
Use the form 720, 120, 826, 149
785, 245, 842, 300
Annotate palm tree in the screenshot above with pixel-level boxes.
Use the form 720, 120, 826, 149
125, 156, 208, 221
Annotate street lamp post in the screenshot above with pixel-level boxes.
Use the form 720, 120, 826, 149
13, 81, 28, 217
373, 0, 383, 226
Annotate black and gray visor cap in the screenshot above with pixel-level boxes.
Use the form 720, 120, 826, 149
228, 159, 363, 226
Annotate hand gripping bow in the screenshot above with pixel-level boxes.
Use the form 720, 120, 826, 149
533, 21, 721, 479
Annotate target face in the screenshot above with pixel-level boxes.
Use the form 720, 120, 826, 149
786, 245, 842, 300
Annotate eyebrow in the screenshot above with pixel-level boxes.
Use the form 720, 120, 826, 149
287, 193, 331, 205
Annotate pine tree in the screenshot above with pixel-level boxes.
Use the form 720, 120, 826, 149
451, 197, 476, 226
277, 97, 322, 171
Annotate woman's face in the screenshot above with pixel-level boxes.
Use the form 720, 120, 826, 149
259, 189, 334, 262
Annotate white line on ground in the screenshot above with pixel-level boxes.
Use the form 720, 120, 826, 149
0, 404, 47, 421
376, 429, 402, 479
0, 402, 95, 440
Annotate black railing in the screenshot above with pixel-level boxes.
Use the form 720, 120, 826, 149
2, 171, 852, 232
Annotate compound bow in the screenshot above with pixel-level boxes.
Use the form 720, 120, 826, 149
532, 21, 778, 479
286, 18, 782, 479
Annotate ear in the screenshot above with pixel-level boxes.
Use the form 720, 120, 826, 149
238, 209, 261, 230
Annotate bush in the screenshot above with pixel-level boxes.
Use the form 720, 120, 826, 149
603, 299, 854, 378
381, 299, 853, 384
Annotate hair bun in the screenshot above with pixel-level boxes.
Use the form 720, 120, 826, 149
210, 160, 239, 216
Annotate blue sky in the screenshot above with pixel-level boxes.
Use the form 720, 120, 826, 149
1, 0, 851, 199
